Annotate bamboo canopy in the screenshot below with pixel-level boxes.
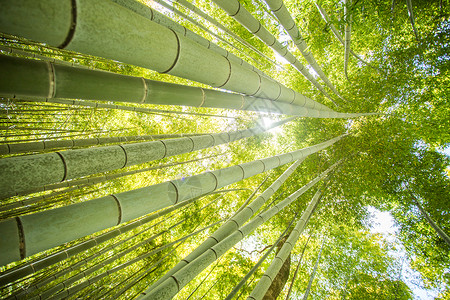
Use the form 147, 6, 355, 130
0, 0, 394, 299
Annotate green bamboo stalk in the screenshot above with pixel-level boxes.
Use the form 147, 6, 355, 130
406, 0, 420, 41
0, 116, 295, 198
0, 0, 327, 108
0, 129, 130, 144
344, 0, 352, 80
247, 189, 324, 299
48, 220, 223, 300
0, 132, 206, 155
0, 53, 378, 118
141, 167, 332, 299
0, 135, 343, 266
172, 0, 281, 69
285, 233, 313, 300
410, 193, 450, 247
0, 189, 240, 286
5, 152, 224, 201
0, 54, 328, 117
314, 2, 383, 73
263, 0, 344, 101
302, 237, 326, 300
210, 0, 338, 107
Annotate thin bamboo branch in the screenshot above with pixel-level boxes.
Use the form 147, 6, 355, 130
406, 0, 420, 41
302, 237, 326, 300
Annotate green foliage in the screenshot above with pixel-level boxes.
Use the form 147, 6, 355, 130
0, 0, 449, 298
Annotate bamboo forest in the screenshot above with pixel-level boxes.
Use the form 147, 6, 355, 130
0, 0, 449, 299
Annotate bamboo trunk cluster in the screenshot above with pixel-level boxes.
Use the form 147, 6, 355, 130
0, 135, 342, 266
142, 162, 336, 299
211, 0, 337, 106
248, 189, 324, 299
173, 0, 280, 69
148, 158, 306, 291
0, 116, 295, 198
114, 0, 272, 78
263, 0, 344, 100
151, 0, 267, 70
0, 0, 328, 109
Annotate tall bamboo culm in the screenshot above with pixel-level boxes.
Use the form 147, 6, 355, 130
262, 0, 344, 100
0, 54, 373, 118
0, 116, 296, 198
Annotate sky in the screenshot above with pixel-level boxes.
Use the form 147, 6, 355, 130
368, 207, 440, 300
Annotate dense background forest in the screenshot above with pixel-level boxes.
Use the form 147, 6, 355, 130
0, 0, 449, 299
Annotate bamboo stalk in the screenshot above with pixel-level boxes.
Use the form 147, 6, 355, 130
5, 152, 224, 201
0, 117, 296, 198
0, 54, 379, 118
263, 0, 344, 101
302, 237, 326, 300
0, 132, 206, 155
344, 0, 352, 80
211, 0, 339, 107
